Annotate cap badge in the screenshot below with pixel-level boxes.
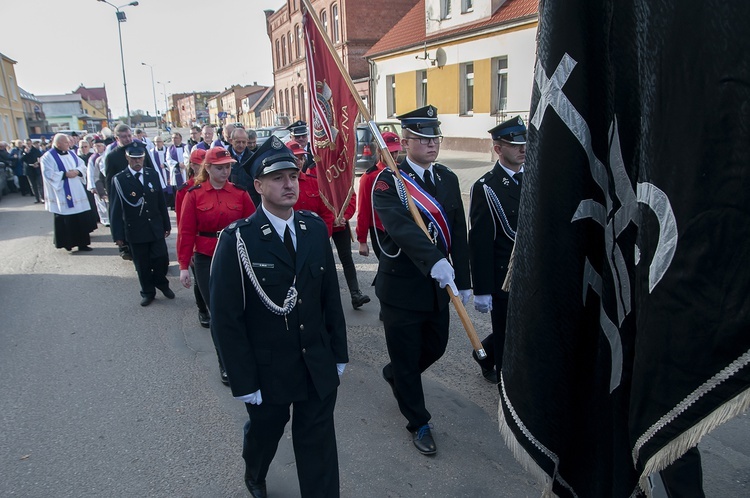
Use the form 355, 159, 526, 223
271, 138, 283, 150
517, 117, 523, 125
427, 107, 434, 117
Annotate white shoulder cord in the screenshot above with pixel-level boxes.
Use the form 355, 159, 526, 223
235, 229, 298, 316
372, 171, 402, 259
484, 184, 516, 241
113, 176, 144, 208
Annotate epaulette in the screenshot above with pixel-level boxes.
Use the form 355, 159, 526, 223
175, 182, 190, 192
297, 210, 321, 219
222, 216, 254, 234
188, 183, 202, 192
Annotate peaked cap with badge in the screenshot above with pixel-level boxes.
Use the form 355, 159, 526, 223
397, 105, 442, 138
125, 141, 147, 157
286, 120, 309, 137
489, 116, 527, 144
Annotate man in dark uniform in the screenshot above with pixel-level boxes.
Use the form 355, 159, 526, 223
105, 124, 158, 261
468, 116, 527, 384
287, 120, 315, 172
372, 105, 471, 456
110, 142, 174, 307
228, 127, 255, 192
210, 142, 348, 498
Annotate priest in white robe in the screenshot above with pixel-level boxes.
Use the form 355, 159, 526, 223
41, 134, 93, 252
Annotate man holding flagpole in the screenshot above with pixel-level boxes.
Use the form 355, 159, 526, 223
373, 105, 472, 456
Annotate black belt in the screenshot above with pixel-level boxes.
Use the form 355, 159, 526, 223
198, 231, 220, 238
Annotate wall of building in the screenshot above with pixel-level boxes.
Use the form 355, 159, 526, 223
371, 21, 536, 151
0, 56, 27, 141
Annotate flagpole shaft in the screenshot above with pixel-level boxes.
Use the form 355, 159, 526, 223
301, 0, 485, 360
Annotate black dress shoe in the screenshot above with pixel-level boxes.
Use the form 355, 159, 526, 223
159, 286, 175, 299
77, 246, 93, 252
120, 251, 133, 261
472, 351, 498, 383
220, 367, 230, 386
411, 425, 437, 456
351, 290, 371, 309
244, 476, 267, 498
198, 311, 210, 328
140, 295, 155, 307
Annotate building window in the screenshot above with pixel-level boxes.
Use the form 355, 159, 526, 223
298, 84, 306, 121
9, 77, 18, 101
281, 35, 288, 66
275, 40, 281, 69
386, 75, 396, 117
284, 89, 291, 119
416, 70, 427, 108
491, 56, 508, 115
332, 4, 340, 43
287, 31, 293, 64
291, 87, 297, 118
461, 0, 473, 13
321, 10, 328, 36
460, 62, 474, 115
440, 0, 452, 19
278, 90, 284, 115
0, 79, 5, 97
295, 24, 301, 58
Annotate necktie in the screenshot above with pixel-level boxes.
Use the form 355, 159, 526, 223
134, 171, 141, 184
514, 171, 524, 186
424, 169, 436, 196
283, 225, 296, 263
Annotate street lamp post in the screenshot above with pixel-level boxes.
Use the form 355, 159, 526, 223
97, 0, 139, 127
141, 62, 160, 132
157, 80, 171, 129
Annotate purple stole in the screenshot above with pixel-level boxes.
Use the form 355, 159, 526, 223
49, 149, 76, 208
212, 139, 223, 148
195, 141, 210, 150
153, 148, 172, 194
400, 173, 452, 253
168, 145, 186, 192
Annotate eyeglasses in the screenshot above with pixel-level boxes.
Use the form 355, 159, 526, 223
406, 136, 443, 145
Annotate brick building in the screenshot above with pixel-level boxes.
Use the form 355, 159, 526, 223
175, 92, 219, 128
265, 0, 420, 125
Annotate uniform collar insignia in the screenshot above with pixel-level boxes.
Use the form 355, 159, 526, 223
261, 224, 272, 236
502, 177, 510, 186
299, 220, 307, 231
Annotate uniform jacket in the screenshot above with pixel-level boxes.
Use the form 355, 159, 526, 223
468, 162, 520, 296
110, 167, 170, 244
210, 208, 348, 404
295, 171, 334, 236
373, 160, 471, 311
177, 181, 255, 269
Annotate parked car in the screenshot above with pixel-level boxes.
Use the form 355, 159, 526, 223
355, 121, 404, 173
255, 126, 289, 147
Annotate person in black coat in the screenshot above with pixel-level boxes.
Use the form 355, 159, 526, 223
210, 148, 348, 498
372, 105, 471, 456
109, 142, 173, 307
468, 116, 527, 384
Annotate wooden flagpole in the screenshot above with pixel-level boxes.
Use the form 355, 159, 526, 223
301, 0, 485, 359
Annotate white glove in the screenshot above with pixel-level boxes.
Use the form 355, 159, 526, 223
458, 289, 472, 306
474, 294, 493, 313
235, 389, 263, 405
337, 363, 346, 376
430, 258, 457, 295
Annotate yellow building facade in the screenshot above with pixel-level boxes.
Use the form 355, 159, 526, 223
0, 53, 28, 141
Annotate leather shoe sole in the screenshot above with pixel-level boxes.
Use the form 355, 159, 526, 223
140, 296, 155, 307
198, 311, 210, 328
412, 425, 437, 456
244, 477, 267, 498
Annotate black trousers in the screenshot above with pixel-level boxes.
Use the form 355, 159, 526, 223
476, 291, 509, 375
242, 380, 339, 497
331, 225, 359, 294
661, 447, 705, 498
382, 302, 449, 431
129, 238, 169, 298
25, 165, 43, 202
190, 263, 208, 313
194, 252, 225, 372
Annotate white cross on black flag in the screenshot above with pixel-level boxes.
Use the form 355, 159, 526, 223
499, 1, 750, 497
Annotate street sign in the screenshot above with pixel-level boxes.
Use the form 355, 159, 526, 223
218, 111, 227, 118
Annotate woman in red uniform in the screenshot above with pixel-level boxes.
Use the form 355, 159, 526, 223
178, 146, 255, 384
175, 148, 210, 328
288, 141, 334, 235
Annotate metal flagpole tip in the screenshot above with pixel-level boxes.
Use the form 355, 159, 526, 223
475, 349, 487, 359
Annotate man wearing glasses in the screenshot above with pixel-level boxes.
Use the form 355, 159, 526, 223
468, 116, 527, 386
372, 105, 471, 456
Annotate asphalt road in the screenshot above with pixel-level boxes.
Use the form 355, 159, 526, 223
1, 147, 747, 497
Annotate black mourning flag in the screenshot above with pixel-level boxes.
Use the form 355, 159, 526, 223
500, 1, 750, 496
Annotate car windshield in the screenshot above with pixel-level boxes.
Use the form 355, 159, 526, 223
356, 128, 371, 143
256, 129, 273, 138
272, 129, 291, 140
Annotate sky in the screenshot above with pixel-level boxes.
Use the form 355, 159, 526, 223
1, 0, 285, 119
